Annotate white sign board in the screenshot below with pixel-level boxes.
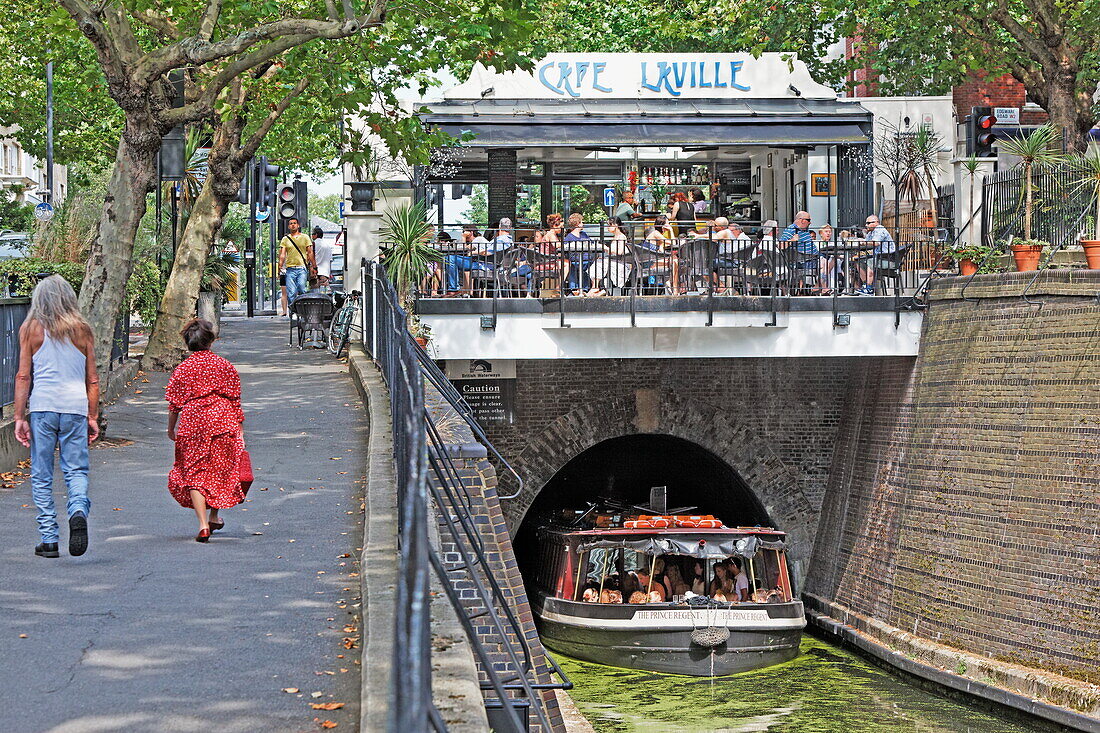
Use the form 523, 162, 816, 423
446, 53, 837, 101
33, 202, 54, 222
994, 107, 1020, 125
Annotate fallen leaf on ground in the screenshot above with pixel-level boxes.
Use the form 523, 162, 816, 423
112, 507, 122, 511
343, 626, 356, 633
320, 721, 338, 729
311, 702, 344, 710
329, 457, 342, 460
282, 687, 300, 694
18, 634, 27, 638
311, 691, 323, 698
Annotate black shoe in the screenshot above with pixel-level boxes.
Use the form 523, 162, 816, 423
35, 542, 59, 558
69, 512, 88, 556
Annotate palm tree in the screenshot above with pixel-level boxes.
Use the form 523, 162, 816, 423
1069, 149, 1100, 242
998, 125, 1064, 241
379, 201, 441, 337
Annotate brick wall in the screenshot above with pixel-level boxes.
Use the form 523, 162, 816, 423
807, 271, 1100, 683
483, 357, 900, 582
952, 71, 1049, 125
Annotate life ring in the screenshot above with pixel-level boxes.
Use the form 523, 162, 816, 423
625, 515, 674, 529
673, 515, 723, 528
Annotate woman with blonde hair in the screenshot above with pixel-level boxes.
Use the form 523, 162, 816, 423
14, 275, 99, 558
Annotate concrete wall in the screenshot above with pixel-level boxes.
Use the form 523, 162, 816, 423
807, 270, 1100, 688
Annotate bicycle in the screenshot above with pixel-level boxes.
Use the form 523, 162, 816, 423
327, 289, 362, 357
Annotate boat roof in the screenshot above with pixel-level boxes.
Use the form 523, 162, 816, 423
561, 527, 786, 538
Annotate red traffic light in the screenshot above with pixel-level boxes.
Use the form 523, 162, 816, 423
978, 115, 996, 129
278, 184, 295, 202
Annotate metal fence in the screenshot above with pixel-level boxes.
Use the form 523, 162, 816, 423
0, 298, 31, 408
982, 165, 1093, 248
361, 260, 568, 732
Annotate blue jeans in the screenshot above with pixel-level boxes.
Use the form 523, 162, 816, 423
286, 266, 308, 302
29, 411, 90, 544
445, 255, 491, 292
566, 254, 595, 291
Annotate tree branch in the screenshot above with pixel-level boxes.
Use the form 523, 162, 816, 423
324, 0, 340, 20
987, 0, 1060, 70
197, 0, 223, 42
131, 9, 181, 39
240, 78, 311, 159
342, 0, 356, 21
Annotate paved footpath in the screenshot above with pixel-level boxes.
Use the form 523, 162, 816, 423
0, 318, 367, 733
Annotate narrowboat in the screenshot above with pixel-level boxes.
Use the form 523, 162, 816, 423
529, 512, 805, 676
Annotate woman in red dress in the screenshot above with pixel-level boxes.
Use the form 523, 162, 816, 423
166, 319, 245, 542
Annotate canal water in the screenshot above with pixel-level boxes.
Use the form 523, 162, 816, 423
557, 636, 1045, 732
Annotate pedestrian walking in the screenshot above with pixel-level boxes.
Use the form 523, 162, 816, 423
278, 217, 316, 305
312, 226, 333, 291
166, 319, 246, 542
13, 275, 99, 558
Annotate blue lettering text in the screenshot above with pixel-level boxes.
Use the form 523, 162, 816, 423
592, 62, 612, 93
729, 61, 751, 91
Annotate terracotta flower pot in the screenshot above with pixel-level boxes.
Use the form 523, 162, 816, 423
1010, 244, 1044, 272
1081, 240, 1100, 270
959, 258, 978, 277
414, 336, 429, 348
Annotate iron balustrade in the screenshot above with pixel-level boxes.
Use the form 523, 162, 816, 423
382, 222, 955, 330
982, 165, 1094, 249
361, 260, 569, 733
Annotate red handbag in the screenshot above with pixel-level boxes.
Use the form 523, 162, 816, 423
239, 450, 254, 495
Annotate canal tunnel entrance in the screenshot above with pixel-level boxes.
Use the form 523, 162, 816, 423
515, 434, 773, 586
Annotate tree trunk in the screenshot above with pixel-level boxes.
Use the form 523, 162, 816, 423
78, 127, 159, 377
1042, 76, 1093, 154
143, 178, 230, 370
1024, 162, 1033, 241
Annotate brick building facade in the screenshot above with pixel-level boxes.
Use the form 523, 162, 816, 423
806, 271, 1100, 684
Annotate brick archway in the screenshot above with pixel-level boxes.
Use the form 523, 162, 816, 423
501, 389, 819, 580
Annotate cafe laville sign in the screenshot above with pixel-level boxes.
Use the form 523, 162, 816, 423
445, 53, 836, 101
445, 359, 517, 425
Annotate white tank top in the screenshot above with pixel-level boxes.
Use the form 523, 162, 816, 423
28, 329, 89, 417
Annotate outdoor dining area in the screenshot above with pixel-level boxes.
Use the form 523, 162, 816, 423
411, 218, 948, 301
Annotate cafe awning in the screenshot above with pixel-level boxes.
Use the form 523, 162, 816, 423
421, 97, 872, 148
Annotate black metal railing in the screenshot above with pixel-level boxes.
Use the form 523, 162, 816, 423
384, 222, 954, 332
0, 298, 31, 409
982, 165, 1093, 247
361, 260, 568, 732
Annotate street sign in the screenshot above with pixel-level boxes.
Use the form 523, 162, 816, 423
994, 107, 1020, 125
339, 200, 345, 219
603, 187, 616, 207
33, 202, 54, 222
255, 206, 271, 222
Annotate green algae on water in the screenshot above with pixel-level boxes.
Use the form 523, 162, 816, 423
557, 636, 1044, 732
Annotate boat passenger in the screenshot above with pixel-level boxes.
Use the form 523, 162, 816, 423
730, 558, 750, 602
665, 563, 690, 598
582, 587, 599, 603
600, 589, 623, 604
628, 591, 648, 604
711, 561, 734, 599
635, 567, 666, 602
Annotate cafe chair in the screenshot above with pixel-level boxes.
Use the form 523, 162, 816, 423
680, 238, 718, 294
289, 294, 334, 349
872, 244, 913, 295
713, 241, 757, 295
468, 248, 510, 298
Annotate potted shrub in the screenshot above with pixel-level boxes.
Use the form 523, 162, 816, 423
379, 201, 442, 340
1069, 149, 1100, 269
998, 125, 1063, 271
947, 241, 993, 277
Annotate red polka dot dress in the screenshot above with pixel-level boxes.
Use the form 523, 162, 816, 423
166, 349, 246, 509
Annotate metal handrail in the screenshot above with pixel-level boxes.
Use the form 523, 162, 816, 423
1021, 205, 1094, 306
363, 261, 567, 731
414, 342, 526, 500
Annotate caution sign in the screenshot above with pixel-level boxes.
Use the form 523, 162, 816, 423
445, 359, 516, 425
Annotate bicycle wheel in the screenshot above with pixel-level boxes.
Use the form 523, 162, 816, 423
327, 306, 351, 355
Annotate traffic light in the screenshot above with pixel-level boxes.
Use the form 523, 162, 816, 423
258, 158, 280, 205
968, 106, 997, 157
276, 179, 308, 237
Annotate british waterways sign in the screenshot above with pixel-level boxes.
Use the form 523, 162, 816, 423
445, 53, 837, 101
445, 359, 516, 425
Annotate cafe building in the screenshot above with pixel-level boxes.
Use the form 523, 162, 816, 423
416, 52, 875, 232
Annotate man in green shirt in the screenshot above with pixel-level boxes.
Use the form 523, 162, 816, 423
614, 191, 643, 221
278, 217, 315, 304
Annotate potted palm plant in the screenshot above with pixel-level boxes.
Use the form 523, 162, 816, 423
379, 201, 441, 345
1069, 148, 1100, 269
998, 125, 1063, 271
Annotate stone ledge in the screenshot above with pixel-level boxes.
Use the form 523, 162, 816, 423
348, 347, 489, 733
804, 593, 1100, 731
930, 269, 1100, 301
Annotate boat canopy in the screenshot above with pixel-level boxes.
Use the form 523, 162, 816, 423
576, 534, 784, 559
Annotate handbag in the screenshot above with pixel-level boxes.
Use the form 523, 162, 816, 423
239, 449, 254, 495
288, 236, 319, 288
